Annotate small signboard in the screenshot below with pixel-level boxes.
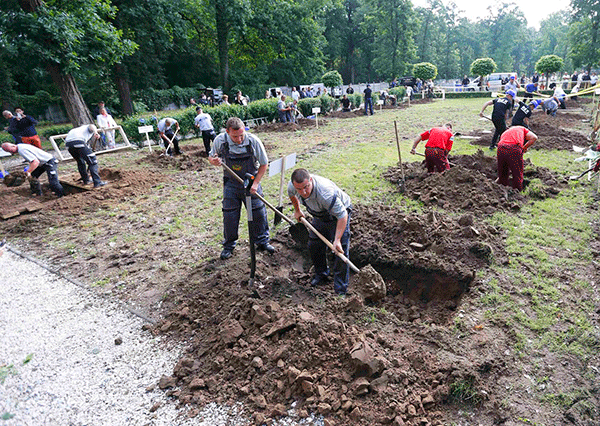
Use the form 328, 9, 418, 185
377, 100, 384, 105
138, 125, 154, 134
138, 125, 155, 152
268, 153, 297, 177
312, 107, 321, 114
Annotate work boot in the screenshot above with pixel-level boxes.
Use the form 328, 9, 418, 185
94, 181, 107, 188
310, 272, 329, 287
257, 243, 275, 254
220, 248, 233, 260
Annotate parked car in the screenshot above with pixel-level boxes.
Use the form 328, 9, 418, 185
466, 72, 518, 91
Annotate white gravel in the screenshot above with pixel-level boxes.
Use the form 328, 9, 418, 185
0, 247, 323, 426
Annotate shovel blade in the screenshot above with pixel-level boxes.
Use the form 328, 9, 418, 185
274, 206, 283, 226
289, 223, 309, 246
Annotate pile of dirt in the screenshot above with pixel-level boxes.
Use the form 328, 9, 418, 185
328, 110, 365, 118
471, 109, 591, 150
253, 118, 326, 133
153, 201, 509, 425
49, 169, 165, 215
383, 151, 563, 215
139, 145, 210, 170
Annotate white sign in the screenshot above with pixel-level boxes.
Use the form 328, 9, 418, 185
138, 125, 154, 134
377, 100, 384, 105
596, 89, 600, 95
312, 107, 321, 114
268, 153, 297, 177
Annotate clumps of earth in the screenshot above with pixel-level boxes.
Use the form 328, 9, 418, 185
139, 144, 210, 171
153, 202, 510, 425
383, 150, 563, 215
470, 102, 592, 151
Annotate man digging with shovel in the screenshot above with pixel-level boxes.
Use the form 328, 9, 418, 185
288, 168, 352, 295
410, 123, 454, 173
209, 117, 275, 260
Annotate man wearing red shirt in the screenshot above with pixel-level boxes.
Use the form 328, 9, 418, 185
410, 123, 454, 173
497, 126, 538, 191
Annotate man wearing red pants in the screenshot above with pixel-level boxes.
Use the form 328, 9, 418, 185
410, 123, 454, 173
497, 126, 538, 191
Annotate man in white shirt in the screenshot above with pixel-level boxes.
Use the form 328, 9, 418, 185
157, 118, 182, 155
65, 124, 106, 187
194, 107, 216, 154
1, 142, 64, 197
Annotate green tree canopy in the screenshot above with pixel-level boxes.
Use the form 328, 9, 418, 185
470, 57, 496, 77
322, 70, 343, 90
0, 0, 136, 124
569, 0, 600, 70
535, 54, 564, 87
413, 62, 437, 80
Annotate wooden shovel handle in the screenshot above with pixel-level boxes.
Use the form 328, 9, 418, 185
220, 162, 296, 226
299, 217, 360, 273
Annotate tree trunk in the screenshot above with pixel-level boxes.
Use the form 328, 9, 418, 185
114, 63, 134, 116
19, 0, 42, 13
47, 63, 93, 126
215, 3, 230, 91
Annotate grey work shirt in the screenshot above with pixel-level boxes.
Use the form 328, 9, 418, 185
288, 174, 351, 220
17, 144, 53, 165
210, 131, 269, 168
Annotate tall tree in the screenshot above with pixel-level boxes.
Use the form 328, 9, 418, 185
569, 0, 600, 70
365, 0, 415, 79
0, 0, 135, 125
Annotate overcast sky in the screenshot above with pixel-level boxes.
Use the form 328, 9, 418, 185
411, 0, 571, 30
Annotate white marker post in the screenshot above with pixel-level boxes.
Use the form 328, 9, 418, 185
138, 125, 155, 153
377, 99, 384, 111
312, 107, 321, 129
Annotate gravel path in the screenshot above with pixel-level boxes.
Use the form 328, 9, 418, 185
0, 247, 322, 426
0, 248, 252, 426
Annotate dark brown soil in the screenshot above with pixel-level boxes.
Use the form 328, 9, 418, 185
470, 106, 592, 150
151, 201, 508, 426
138, 144, 210, 171
383, 151, 564, 216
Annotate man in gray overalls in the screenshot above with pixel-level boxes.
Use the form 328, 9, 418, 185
209, 117, 275, 260
288, 168, 352, 295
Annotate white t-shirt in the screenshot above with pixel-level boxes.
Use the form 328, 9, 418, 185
65, 125, 95, 143
157, 118, 177, 133
17, 144, 53, 165
194, 113, 214, 131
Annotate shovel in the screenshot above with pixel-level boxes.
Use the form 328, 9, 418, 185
570, 163, 599, 180
394, 120, 406, 192
220, 162, 309, 245
164, 127, 180, 155
298, 216, 359, 274
479, 114, 493, 122
274, 156, 285, 226
414, 151, 457, 167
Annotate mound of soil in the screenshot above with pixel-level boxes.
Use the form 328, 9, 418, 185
328, 110, 365, 118
384, 151, 563, 215
470, 109, 591, 150
153, 201, 509, 425
139, 145, 209, 171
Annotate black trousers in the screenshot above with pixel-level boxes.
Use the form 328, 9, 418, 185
491, 117, 507, 149
201, 129, 216, 154
31, 159, 64, 196
66, 140, 102, 185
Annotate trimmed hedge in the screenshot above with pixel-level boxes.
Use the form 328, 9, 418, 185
444, 91, 493, 99
120, 99, 280, 144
